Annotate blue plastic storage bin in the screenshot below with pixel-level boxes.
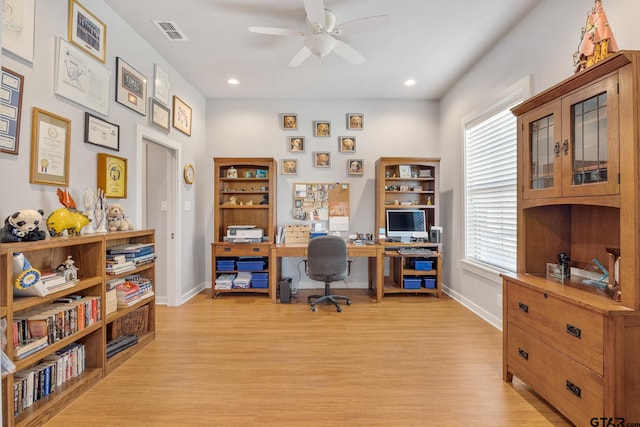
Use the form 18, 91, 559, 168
423, 278, 436, 289
414, 260, 433, 270
236, 259, 265, 271
216, 259, 235, 271
403, 277, 421, 289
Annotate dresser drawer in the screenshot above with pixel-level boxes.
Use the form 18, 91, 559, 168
506, 281, 604, 375
214, 244, 270, 256
507, 323, 604, 426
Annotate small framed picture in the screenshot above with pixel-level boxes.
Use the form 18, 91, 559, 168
84, 112, 119, 151
173, 95, 192, 136
348, 159, 364, 175
150, 98, 170, 133
399, 165, 412, 178
281, 113, 298, 130
282, 159, 298, 175
339, 136, 356, 152
30, 108, 71, 186
0, 67, 25, 155
116, 57, 147, 116
347, 113, 364, 130
314, 120, 331, 137
288, 136, 305, 153
97, 152, 128, 198
68, 0, 106, 63
314, 151, 331, 168
154, 64, 170, 106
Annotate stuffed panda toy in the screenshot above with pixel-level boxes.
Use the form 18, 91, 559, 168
0, 209, 49, 243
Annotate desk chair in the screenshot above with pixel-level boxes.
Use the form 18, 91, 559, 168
304, 236, 352, 312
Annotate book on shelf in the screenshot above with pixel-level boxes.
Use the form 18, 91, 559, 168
14, 336, 49, 359
107, 243, 155, 254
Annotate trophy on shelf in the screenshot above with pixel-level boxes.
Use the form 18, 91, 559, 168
94, 188, 108, 233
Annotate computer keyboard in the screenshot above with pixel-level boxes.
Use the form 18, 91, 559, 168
397, 247, 433, 256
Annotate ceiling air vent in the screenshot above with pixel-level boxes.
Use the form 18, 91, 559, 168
153, 20, 188, 41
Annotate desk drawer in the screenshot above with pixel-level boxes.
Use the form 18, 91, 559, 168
506, 281, 604, 375
214, 244, 269, 257
507, 323, 604, 426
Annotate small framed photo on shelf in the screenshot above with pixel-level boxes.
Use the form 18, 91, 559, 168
281, 159, 298, 175
339, 136, 356, 152
173, 95, 192, 136
314, 120, 331, 137
347, 113, 364, 130
399, 165, 412, 178
68, 0, 106, 63
0, 67, 24, 155
288, 136, 305, 152
84, 112, 119, 151
314, 151, 331, 168
255, 169, 268, 178
348, 159, 364, 175
97, 152, 128, 198
150, 98, 170, 133
281, 113, 297, 130
30, 108, 71, 186
116, 57, 147, 116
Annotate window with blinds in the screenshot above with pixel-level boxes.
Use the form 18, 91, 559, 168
464, 94, 522, 272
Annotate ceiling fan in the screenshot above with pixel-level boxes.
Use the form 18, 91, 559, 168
248, 0, 390, 67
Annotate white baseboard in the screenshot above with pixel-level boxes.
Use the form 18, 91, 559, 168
442, 284, 502, 331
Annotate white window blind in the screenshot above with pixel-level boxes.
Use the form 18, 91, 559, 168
464, 94, 522, 272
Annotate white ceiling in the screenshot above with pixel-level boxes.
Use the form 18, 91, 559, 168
104, 0, 541, 100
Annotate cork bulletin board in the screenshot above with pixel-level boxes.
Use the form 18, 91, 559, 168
292, 182, 350, 230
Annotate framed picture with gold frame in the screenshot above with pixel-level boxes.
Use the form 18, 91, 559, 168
98, 153, 128, 198
173, 95, 192, 136
30, 108, 71, 186
68, 0, 107, 63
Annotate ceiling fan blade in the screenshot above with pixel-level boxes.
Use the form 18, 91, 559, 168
248, 26, 305, 37
288, 46, 312, 67
332, 39, 364, 65
334, 15, 390, 36
304, 0, 326, 28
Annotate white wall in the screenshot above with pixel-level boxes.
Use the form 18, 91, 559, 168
206, 99, 439, 289
0, 0, 207, 302
438, 0, 640, 328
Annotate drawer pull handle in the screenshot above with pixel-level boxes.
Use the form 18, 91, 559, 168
518, 302, 529, 313
223, 247, 231, 252
566, 324, 582, 339
566, 380, 581, 398
253, 247, 260, 252
518, 348, 529, 360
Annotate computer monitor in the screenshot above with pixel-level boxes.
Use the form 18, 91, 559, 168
386, 209, 426, 243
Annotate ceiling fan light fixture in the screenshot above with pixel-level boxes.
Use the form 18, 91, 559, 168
305, 33, 336, 58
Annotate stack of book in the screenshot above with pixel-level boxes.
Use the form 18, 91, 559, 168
107, 243, 156, 266
14, 336, 49, 360
105, 253, 136, 275
39, 270, 76, 293
115, 281, 142, 308
106, 334, 138, 358
105, 278, 121, 315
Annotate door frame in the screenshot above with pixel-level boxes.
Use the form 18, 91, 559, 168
135, 124, 182, 306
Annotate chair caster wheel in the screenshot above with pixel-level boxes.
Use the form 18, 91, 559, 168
346, 301, 351, 305
337, 306, 342, 312
311, 306, 317, 312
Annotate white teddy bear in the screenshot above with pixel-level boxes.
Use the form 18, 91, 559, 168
107, 203, 135, 231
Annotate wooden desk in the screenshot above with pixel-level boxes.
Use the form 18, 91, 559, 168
270, 243, 384, 303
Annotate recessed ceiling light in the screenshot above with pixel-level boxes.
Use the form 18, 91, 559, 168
227, 78, 240, 85
404, 79, 416, 86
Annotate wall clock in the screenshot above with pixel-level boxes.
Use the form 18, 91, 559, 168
184, 163, 195, 184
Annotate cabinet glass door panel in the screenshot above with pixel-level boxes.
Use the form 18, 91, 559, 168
521, 101, 562, 200
571, 92, 608, 185
561, 74, 619, 197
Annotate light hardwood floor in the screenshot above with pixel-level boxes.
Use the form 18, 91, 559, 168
45, 290, 571, 426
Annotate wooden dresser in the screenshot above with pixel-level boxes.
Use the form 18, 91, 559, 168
503, 51, 640, 426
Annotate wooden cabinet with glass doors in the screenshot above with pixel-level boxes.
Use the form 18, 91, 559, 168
503, 51, 640, 426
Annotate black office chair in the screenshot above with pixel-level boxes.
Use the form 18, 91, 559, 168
304, 236, 352, 312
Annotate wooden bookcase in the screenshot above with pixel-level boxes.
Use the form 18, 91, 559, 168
503, 51, 640, 425
374, 157, 442, 297
211, 157, 277, 299
0, 230, 155, 427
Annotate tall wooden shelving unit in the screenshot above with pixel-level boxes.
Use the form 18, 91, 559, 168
0, 230, 155, 427
211, 157, 277, 299
374, 157, 442, 297
502, 51, 640, 425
